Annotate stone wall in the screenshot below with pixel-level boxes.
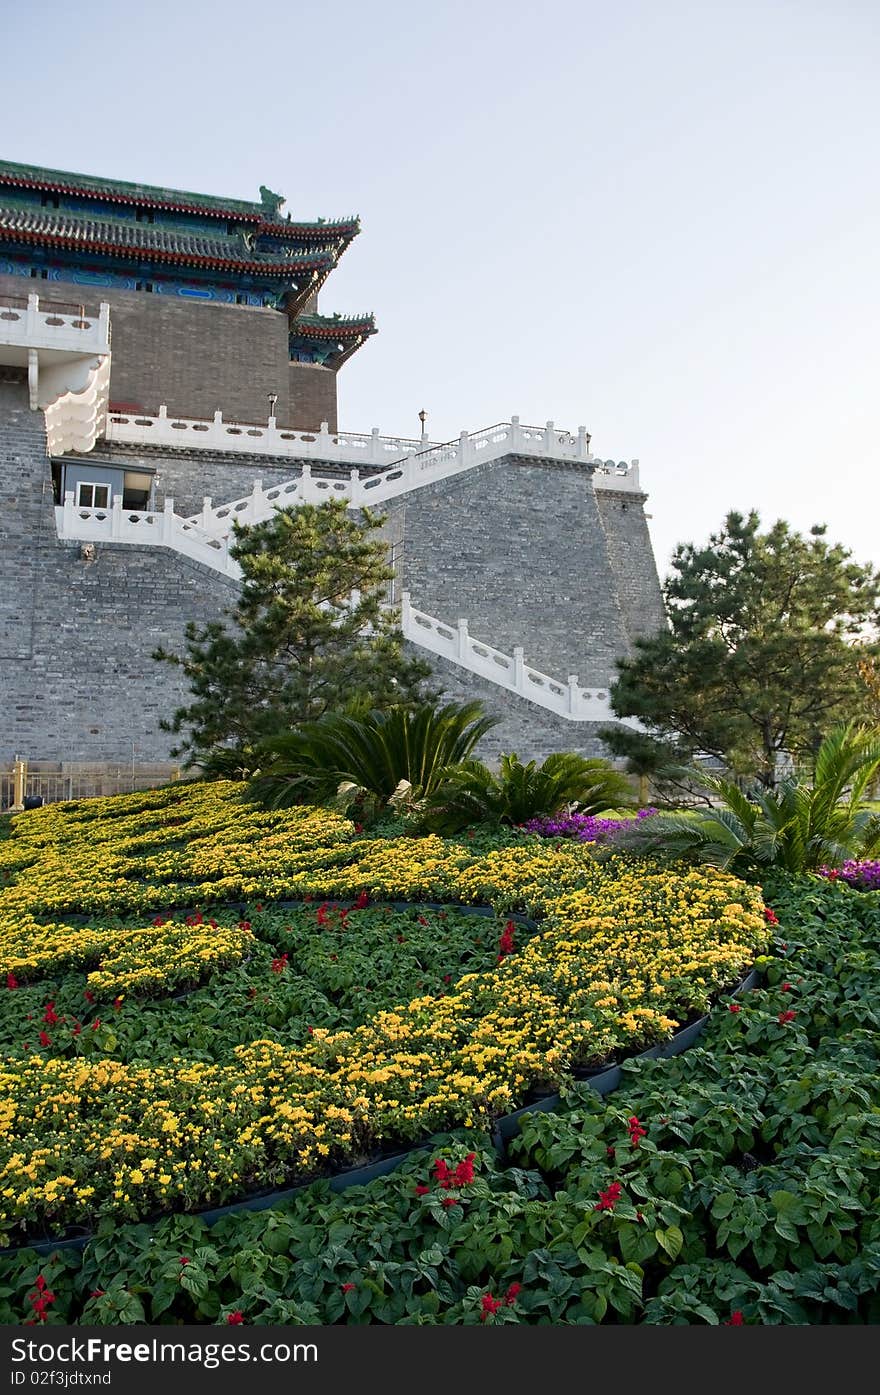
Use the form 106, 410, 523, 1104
392, 456, 636, 687
0, 379, 238, 762
594, 487, 667, 645
288, 362, 338, 432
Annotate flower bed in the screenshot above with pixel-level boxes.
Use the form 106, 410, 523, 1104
0, 783, 767, 1243
819, 860, 880, 891
1, 874, 875, 1326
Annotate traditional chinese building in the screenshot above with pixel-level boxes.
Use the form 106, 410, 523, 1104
0, 158, 665, 784
0, 158, 375, 431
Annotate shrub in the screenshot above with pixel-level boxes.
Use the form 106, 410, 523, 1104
248, 702, 496, 817
419, 753, 633, 835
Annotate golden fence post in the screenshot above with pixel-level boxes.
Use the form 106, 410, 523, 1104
11, 757, 27, 813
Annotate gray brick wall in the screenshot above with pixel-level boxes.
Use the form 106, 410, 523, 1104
594, 487, 667, 644
0, 379, 238, 761
392, 456, 635, 686
288, 362, 338, 432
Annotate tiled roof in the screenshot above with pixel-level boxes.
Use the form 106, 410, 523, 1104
0, 205, 337, 278
261, 217, 361, 243
0, 158, 270, 219
294, 312, 376, 339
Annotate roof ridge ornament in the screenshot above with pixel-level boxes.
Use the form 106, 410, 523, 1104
259, 185, 286, 217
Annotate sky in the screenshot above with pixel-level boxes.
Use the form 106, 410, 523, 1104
4, 0, 878, 577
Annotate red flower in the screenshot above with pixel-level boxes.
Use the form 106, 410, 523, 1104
354, 823, 364, 833
152, 915, 167, 927
185, 912, 204, 927
781, 982, 792, 992
627, 1116, 647, 1148
317, 903, 331, 926
442, 1195, 459, 1208
418, 915, 428, 926
606, 1145, 616, 1158
179, 1257, 190, 1266
38, 1030, 51, 1048
778, 1010, 796, 1024
455, 1153, 476, 1186
594, 1181, 623, 1212
414, 1184, 430, 1196
92, 1019, 101, 1031
763, 907, 779, 925
72, 1023, 81, 1036
237, 920, 251, 932
27, 1276, 56, 1324
498, 921, 516, 958
354, 890, 369, 909
505, 1282, 521, 1305
255, 904, 263, 912
729, 1002, 741, 1013
271, 953, 288, 973
6, 973, 18, 990
480, 1293, 503, 1321
341, 1282, 356, 1293
226, 1310, 245, 1325
84, 989, 95, 1003
113, 996, 123, 1012
725, 1310, 744, 1326
208, 919, 218, 929
90, 1289, 105, 1298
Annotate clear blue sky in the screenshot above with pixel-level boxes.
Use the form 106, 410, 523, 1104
4, 0, 878, 576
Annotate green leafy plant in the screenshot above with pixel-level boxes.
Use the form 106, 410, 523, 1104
618, 723, 880, 872
419, 752, 632, 834
248, 701, 496, 816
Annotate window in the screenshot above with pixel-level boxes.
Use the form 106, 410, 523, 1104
135, 280, 154, 293
135, 208, 154, 224
30, 268, 49, 280
40, 192, 60, 209
76, 483, 110, 508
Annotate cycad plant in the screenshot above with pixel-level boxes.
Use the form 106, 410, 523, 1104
418, 752, 633, 835
248, 701, 496, 814
620, 723, 880, 873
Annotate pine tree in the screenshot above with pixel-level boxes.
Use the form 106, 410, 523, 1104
601, 511, 880, 787
154, 500, 434, 766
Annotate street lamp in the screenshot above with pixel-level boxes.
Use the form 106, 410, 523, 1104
267, 392, 278, 424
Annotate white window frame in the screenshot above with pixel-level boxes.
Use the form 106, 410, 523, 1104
76, 482, 111, 509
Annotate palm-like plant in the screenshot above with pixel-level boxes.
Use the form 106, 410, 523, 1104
418, 752, 633, 835
620, 723, 880, 873
248, 701, 496, 812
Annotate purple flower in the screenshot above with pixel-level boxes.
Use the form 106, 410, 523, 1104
818, 860, 880, 891
522, 809, 658, 843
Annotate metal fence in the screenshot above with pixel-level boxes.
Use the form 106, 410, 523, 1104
1, 761, 182, 810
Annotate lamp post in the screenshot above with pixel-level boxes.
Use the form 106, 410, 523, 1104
267, 392, 278, 426
418, 408, 427, 444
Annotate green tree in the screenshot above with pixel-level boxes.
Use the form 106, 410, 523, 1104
602, 511, 880, 787
154, 500, 433, 766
